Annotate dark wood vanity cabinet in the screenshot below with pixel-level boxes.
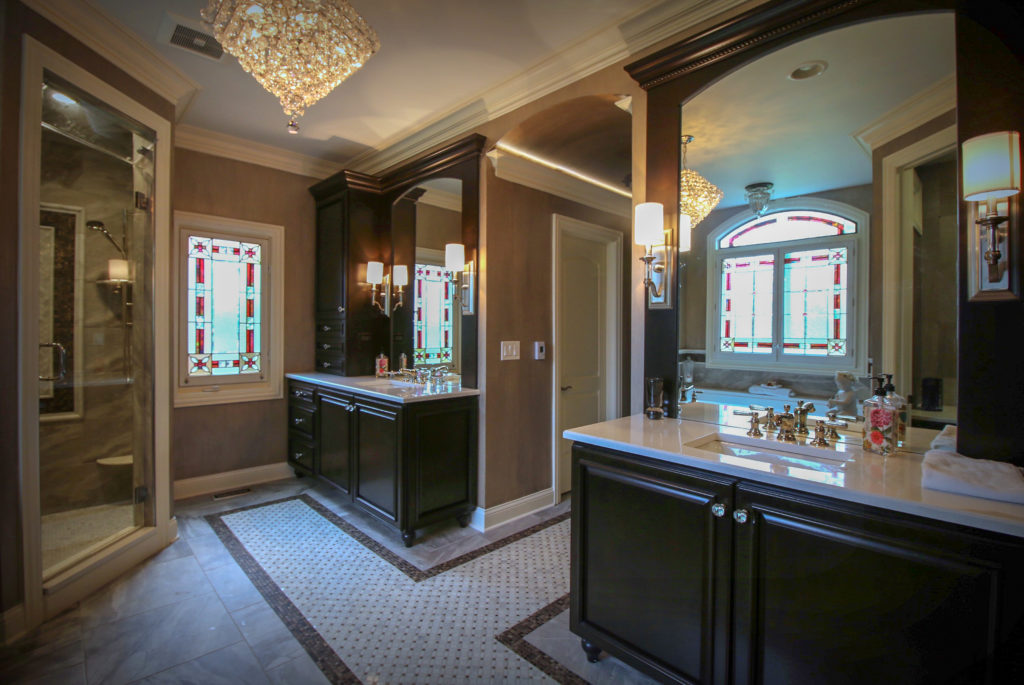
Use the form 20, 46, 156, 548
288, 379, 477, 546
309, 172, 386, 377
571, 443, 1024, 684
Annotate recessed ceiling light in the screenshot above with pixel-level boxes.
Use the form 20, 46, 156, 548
51, 91, 77, 105
788, 60, 828, 81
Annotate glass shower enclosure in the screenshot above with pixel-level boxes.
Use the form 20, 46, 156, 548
36, 72, 156, 580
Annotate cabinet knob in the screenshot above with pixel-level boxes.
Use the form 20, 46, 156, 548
321, 343, 331, 350
337, 306, 344, 313
321, 325, 331, 332
293, 450, 305, 461
711, 503, 726, 518
321, 361, 332, 368
346, 402, 356, 412
733, 509, 749, 524
293, 417, 303, 425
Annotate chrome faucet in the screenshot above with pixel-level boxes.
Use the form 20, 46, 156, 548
793, 400, 816, 436
776, 404, 796, 442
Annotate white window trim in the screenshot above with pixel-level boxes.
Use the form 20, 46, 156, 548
705, 197, 869, 376
173, 211, 284, 407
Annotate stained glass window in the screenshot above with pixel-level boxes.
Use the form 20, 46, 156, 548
710, 205, 861, 369
782, 247, 848, 356
413, 264, 455, 366
720, 255, 775, 354
186, 234, 263, 377
718, 210, 856, 249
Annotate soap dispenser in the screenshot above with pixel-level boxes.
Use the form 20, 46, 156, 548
883, 374, 909, 448
862, 376, 898, 456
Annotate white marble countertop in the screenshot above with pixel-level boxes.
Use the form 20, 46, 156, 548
564, 410, 1024, 539
287, 372, 481, 404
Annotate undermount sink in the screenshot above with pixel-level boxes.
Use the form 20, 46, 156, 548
358, 378, 420, 389
686, 429, 860, 463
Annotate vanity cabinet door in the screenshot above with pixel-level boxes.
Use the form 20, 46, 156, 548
353, 398, 401, 523
318, 390, 354, 494
570, 444, 735, 685
731, 481, 1024, 685
315, 200, 346, 317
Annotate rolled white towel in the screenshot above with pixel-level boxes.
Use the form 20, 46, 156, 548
929, 425, 957, 452
921, 450, 1024, 505
748, 384, 795, 399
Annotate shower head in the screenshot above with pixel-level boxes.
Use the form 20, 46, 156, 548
88, 220, 127, 258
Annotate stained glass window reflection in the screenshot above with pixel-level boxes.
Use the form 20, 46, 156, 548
782, 247, 848, 356
413, 264, 454, 365
186, 234, 263, 377
720, 254, 774, 354
718, 211, 856, 249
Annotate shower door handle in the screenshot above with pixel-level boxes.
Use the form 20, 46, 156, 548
39, 342, 67, 382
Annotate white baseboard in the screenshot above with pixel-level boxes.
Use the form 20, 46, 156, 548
174, 462, 294, 501
1, 603, 27, 645
469, 488, 555, 532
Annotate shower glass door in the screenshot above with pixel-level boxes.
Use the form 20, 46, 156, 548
37, 72, 155, 580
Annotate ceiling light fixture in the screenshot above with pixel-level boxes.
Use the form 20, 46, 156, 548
788, 60, 828, 81
679, 134, 723, 236
202, 0, 380, 134
745, 182, 774, 217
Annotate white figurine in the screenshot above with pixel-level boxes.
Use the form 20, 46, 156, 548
827, 371, 859, 416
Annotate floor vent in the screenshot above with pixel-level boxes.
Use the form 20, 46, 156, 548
212, 487, 251, 501
158, 13, 224, 61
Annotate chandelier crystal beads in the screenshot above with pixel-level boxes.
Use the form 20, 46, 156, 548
679, 134, 723, 226
202, 0, 380, 131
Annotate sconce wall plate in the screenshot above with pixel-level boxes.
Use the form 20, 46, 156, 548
460, 260, 476, 315
967, 194, 1019, 301
645, 243, 673, 309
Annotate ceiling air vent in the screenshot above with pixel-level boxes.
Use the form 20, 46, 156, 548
158, 13, 223, 61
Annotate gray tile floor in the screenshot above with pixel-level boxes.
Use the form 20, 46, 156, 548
0, 477, 646, 684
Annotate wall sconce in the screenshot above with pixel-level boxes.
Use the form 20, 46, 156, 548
962, 130, 1021, 299
366, 260, 390, 315
445, 243, 476, 315
392, 264, 408, 311
635, 202, 672, 308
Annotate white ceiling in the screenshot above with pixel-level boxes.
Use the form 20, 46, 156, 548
87, 0, 663, 168
682, 12, 955, 209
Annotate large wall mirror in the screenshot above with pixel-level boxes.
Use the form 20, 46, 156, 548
384, 135, 483, 387
670, 9, 957, 426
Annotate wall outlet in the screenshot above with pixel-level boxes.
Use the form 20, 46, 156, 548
533, 341, 546, 360
500, 340, 520, 360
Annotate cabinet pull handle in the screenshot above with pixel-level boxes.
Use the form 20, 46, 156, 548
711, 503, 726, 518
560, 385, 573, 392
733, 509, 749, 524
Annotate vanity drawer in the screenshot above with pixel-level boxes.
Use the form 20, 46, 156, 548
289, 404, 316, 438
314, 339, 345, 355
315, 317, 345, 340
288, 435, 316, 474
288, 382, 316, 406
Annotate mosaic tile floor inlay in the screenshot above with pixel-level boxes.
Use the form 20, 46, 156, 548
208, 495, 574, 684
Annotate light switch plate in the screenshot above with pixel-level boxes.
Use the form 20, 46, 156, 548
500, 340, 520, 360
533, 341, 546, 360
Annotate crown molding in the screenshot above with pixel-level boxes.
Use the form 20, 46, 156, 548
21, 0, 201, 121
852, 75, 956, 154
418, 189, 462, 212
346, 0, 749, 175
487, 150, 631, 218
175, 124, 342, 179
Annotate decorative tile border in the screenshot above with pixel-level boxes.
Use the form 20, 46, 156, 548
206, 494, 578, 684
496, 594, 588, 685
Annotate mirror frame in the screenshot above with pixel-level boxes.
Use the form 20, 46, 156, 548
382, 134, 485, 388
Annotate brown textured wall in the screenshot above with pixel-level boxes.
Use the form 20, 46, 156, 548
0, 3, 174, 614
171, 149, 317, 480
483, 168, 630, 507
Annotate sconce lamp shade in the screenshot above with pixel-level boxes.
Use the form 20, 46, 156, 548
962, 131, 1021, 201
634, 202, 665, 246
678, 214, 692, 253
107, 258, 130, 281
445, 243, 465, 272
393, 264, 408, 287
366, 261, 384, 285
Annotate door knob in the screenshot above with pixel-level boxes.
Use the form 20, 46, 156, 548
560, 385, 573, 391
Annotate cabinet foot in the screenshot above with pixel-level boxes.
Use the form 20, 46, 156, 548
456, 511, 471, 528
292, 468, 305, 478
401, 530, 415, 547
580, 639, 601, 663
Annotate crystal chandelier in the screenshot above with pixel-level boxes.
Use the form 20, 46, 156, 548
202, 0, 380, 133
744, 182, 774, 217
679, 134, 723, 226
